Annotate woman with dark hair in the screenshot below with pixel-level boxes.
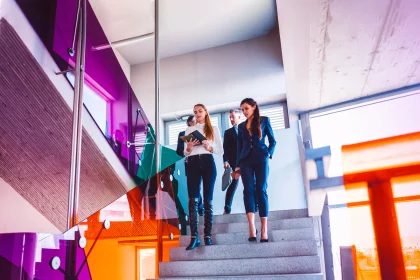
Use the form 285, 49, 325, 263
234, 98, 276, 242
184, 104, 223, 250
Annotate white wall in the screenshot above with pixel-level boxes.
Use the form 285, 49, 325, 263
113, 48, 131, 82
0, 178, 61, 234
169, 122, 308, 215
131, 31, 286, 127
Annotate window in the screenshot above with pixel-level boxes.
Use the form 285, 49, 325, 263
260, 105, 286, 130
167, 122, 188, 146
308, 91, 420, 280
228, 104, 288, 131
134, 131, 148, 156
66, 72, 108, 135
166, 115, 221, 146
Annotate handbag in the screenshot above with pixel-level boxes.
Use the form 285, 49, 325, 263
222, 167, 232, 191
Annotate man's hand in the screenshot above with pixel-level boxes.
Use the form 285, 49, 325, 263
234, 167, 240, 180
224, 162, 230, 170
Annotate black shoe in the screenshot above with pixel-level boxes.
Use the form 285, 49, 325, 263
186, 238, 202, 250
248, 229, 258, 242
260, 239, 268, 243
204, 236, 213, 246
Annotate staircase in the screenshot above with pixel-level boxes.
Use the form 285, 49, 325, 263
156, 209, 323, 279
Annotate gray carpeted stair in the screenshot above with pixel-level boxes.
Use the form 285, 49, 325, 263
154, 275, 323, 280
154, 209, 323, 280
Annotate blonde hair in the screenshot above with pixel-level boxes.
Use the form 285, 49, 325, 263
194, 104, 214, 141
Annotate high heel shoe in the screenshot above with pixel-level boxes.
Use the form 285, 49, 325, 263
248, 229, 258, 242
260, 231, 268, 242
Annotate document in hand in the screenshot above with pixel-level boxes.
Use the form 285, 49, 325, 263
180, 130, 207, 144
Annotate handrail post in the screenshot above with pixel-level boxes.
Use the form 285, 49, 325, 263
155, 0, 163, 268
67, 0, 87, 230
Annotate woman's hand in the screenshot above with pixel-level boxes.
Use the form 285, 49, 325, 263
186, 138, 200, 152
202, 140, 213, 152
234, 167, 240, 180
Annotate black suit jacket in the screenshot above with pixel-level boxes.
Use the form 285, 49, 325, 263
223, 126, 238, 169
176, 131, 185, 157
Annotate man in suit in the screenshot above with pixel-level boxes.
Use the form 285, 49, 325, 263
222, 109, 242, 214
176, 116, 204, 216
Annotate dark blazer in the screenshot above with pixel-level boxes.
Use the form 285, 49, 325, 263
223, 126, 238, 169
236, 116, 276, 166
176, 131, 185, 157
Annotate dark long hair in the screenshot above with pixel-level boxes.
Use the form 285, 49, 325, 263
240, 98, 262, 139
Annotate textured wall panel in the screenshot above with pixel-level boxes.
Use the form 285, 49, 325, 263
0, 19, 126, 232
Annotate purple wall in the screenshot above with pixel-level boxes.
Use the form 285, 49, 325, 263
51, 0, 149, 169
0, 233, 37, 279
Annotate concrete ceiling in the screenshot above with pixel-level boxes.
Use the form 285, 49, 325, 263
89, 0, 278, 65
277, 0, 420, 115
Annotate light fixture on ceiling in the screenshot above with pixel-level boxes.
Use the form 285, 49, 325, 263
92, 32, 155, 51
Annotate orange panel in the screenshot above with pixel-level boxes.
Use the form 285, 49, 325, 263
76, 167, 182, 280
341, 132, 420, 279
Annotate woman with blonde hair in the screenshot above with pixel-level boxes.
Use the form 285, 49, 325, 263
184, 104, 223, 250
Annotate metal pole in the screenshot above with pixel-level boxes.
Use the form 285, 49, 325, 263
68, 0, 81, 57
67, 0, 87, 230
155, 0, 163, 265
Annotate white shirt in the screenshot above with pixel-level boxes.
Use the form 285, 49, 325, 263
184, 123, 224, 157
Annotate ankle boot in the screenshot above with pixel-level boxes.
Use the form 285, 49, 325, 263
204, 200, 213, 246
186, 198, 201, 251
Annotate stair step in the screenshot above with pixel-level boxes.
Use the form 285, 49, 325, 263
199, 209, 308, 224
159, 256, 321, 277
151, 273, 323, 280
192, 218, 313, 235
180, 228, 315, 246
171, 240, 317, 261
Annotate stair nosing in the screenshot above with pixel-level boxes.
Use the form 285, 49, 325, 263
176, 238, 317, 249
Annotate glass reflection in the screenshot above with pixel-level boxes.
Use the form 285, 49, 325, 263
0, 228, 91, 280
0, 163, 187, 280
77, 166, 186, 279
14, 0, 182, 182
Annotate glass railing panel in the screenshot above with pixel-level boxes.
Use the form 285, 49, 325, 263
0, 227, 91, 279
135, 126, 182, 184
15, 1, 181, 182
76, 166, 186, 279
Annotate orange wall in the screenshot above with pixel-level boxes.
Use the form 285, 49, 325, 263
84, 237, 179, 279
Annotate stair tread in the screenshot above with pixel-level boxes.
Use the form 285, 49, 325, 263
152, 273, 323, 280
171, 240, 317, 261
191, 218, 313, 234
159, 255, 321, 277
180, 228, 315, 246
200, 209, 309, 224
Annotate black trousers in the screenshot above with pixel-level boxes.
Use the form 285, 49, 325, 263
186, 154, 217, 201
185, 160, 204, 212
